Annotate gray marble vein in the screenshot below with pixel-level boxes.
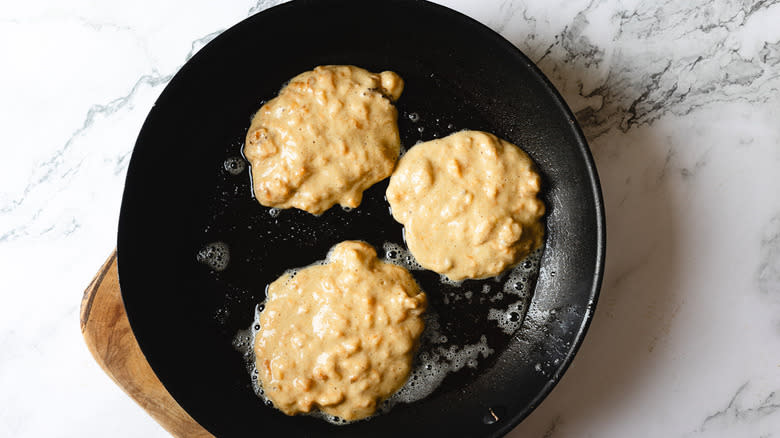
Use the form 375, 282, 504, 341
249, 0, 287, 16
0, 72, 171, 240
698, 382, 780, 433
0, 0, 286, 243
185, 29, 224, 61
541, 414, 562, 438
758, 215, 780, 295
500, 0, 780, 139
490, 0, 523, 35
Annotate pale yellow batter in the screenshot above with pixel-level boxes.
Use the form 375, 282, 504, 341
244, 65, 404, 215
386, 131, 545, 281
254, 241, 427, 421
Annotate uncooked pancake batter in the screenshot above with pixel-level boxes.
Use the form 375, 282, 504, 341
386, 130, 545, 280
244, 65, 404, 214
254, 241, 427, 420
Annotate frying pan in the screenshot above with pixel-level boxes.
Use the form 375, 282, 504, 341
117, 0, 605, 436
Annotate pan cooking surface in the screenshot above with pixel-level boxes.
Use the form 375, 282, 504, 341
118, 1, 605, 436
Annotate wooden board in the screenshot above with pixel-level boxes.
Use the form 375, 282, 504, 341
80, 251, 212, 437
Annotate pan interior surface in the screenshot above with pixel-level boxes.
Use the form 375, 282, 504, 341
117, 1, 604, 437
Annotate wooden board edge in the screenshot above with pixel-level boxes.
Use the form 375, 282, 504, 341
80, 250, 213, 438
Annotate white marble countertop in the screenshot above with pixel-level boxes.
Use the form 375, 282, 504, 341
2, 0, 779, 436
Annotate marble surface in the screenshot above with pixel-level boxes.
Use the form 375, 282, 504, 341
1, 0, 779, 436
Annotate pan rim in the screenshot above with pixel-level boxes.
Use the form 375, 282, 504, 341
117, 0, 606, 435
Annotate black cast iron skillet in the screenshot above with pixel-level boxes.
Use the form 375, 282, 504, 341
118, 0, 605, 436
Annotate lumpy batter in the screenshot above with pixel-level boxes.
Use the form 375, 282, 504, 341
244, 65, 404, 215
386, 131, 545, 281
254, 241, 427, 421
